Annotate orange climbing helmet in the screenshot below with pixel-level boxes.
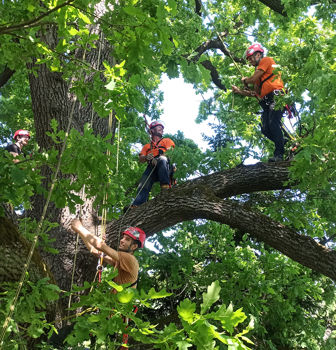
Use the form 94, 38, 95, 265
245, 43, 264, 59
14, 129, 30, 140
149, 120, 164, 130
123, 227, 146, 248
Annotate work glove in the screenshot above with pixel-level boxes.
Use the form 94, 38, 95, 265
145, 153, 154, 162
151, 157, 158, 167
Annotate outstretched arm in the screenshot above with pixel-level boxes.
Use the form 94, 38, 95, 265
70, 219, 119, 264
232, 85, 257, 97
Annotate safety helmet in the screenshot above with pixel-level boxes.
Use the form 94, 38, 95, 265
123, 227, 146, 248
14, 129, 30, 140
245, 43, 264, 59
149, 120, 164, 130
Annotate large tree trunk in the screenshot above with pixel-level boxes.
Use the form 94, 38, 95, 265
26, 25, 114, 293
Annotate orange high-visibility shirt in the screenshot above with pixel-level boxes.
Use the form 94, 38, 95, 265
139, 138, 175, 158
257, 57, 284, 98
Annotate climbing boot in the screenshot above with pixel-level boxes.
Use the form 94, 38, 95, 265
160, 184, 170, 191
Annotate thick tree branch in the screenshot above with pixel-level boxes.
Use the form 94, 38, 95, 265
104, 162, 336, 281
0, 66, 15, 88
200, 60, 226, 90
195, 0, 202, 16
188, 35, 245, 90
257, 0, 287, 16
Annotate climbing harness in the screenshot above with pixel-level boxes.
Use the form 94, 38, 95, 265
260, 90, 299, 141
148, 138, 177, 188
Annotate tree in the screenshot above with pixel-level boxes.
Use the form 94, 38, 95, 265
1, 0, 336, 348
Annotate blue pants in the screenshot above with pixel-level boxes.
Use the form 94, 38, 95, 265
260, 103, 285, 157
133, 156, 170, 206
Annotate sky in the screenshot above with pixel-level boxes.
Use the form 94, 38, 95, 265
159, 74, 214, 151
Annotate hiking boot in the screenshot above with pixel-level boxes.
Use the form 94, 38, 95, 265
123, 205, 138, 213
268, 155, 283, 162
160, 184, 170, 191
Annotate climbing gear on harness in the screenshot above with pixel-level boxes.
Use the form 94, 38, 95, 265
14, 129, 30, 140
122, 227, 146, 248
169, 163, 177, 187
245, 43, 264, 59
284, 104, 297, 119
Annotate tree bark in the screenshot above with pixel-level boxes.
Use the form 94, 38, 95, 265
26, 24, 115, 293
0, 66, 15, 89
106, 162, 336, 282
0, 216, 53, 284
4, 158, 335, 285
257, 0, 287, 16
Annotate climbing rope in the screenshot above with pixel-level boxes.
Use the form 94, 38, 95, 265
67, 185, 86, 321
90, 31, 104, 126
95, 110, 119, 282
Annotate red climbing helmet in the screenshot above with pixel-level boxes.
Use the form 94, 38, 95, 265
245, 43, 264, 59
149, 120, 164, 130
14, 129, 30, 140
123, 227, 146, 248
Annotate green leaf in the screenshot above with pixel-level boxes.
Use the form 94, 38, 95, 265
117, 288, 135, 303
105, 80, 116, 91
77, 11, 91, 24
193, 321, 216, 349
87, 314, 101, 322
177, 299, 196, 324
177, 340, 192, 349
147, 288, 173, 299
201, 281, 221, 314
212, 303, 247, 334
106, 280, 123, 292
68, 27, 79, 36
123, 6, 146, 17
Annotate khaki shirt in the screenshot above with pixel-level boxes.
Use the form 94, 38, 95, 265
113, 251, 139, 288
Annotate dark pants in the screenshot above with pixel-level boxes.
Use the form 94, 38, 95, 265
133, 156, 170, 206
260, 100, 285, 157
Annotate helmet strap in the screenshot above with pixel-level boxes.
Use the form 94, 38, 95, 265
254, 52, 263, 64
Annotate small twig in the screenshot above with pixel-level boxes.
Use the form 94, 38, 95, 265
0, 0, 75, 35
